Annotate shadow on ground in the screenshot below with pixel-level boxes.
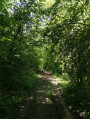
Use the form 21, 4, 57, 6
18, 71, 78, 119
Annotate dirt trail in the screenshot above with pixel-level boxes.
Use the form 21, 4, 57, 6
18, 71, 77, 119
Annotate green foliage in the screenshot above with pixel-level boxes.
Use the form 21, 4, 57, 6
40, 0, 90, 118
0, 0, 90, 118
0, 70, 38, 119
42, 0, 89, 86
0, 1, 41, 119
57, 76, 90, 119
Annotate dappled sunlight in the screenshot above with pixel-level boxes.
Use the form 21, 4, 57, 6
0, 0, 89, 118
39, 71, 59, 86
18, 71, 78, 119
41, 97, 53, 104
26, 96, 34, 100
18, 71, 64, 119
19, 105, 25, 117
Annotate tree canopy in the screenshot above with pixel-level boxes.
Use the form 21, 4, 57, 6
0, 0, 90, 119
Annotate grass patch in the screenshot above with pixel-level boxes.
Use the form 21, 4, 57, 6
46, 84, 54, 98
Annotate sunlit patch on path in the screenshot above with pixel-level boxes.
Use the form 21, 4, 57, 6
18, 71, 77, 119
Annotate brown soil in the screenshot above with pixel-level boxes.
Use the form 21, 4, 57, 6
18, 71, 78, 119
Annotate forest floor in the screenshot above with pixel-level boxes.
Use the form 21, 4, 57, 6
18, 71, 79, 119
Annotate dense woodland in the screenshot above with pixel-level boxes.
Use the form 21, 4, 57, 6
0, 0, 90, 119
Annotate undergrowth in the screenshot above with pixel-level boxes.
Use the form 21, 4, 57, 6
52, 73, 90, 119
0, 67, 38, 119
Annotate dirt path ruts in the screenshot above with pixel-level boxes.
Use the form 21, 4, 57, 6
18, 71, 77, 119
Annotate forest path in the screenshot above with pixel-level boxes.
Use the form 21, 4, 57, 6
18, 71, 77, 119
